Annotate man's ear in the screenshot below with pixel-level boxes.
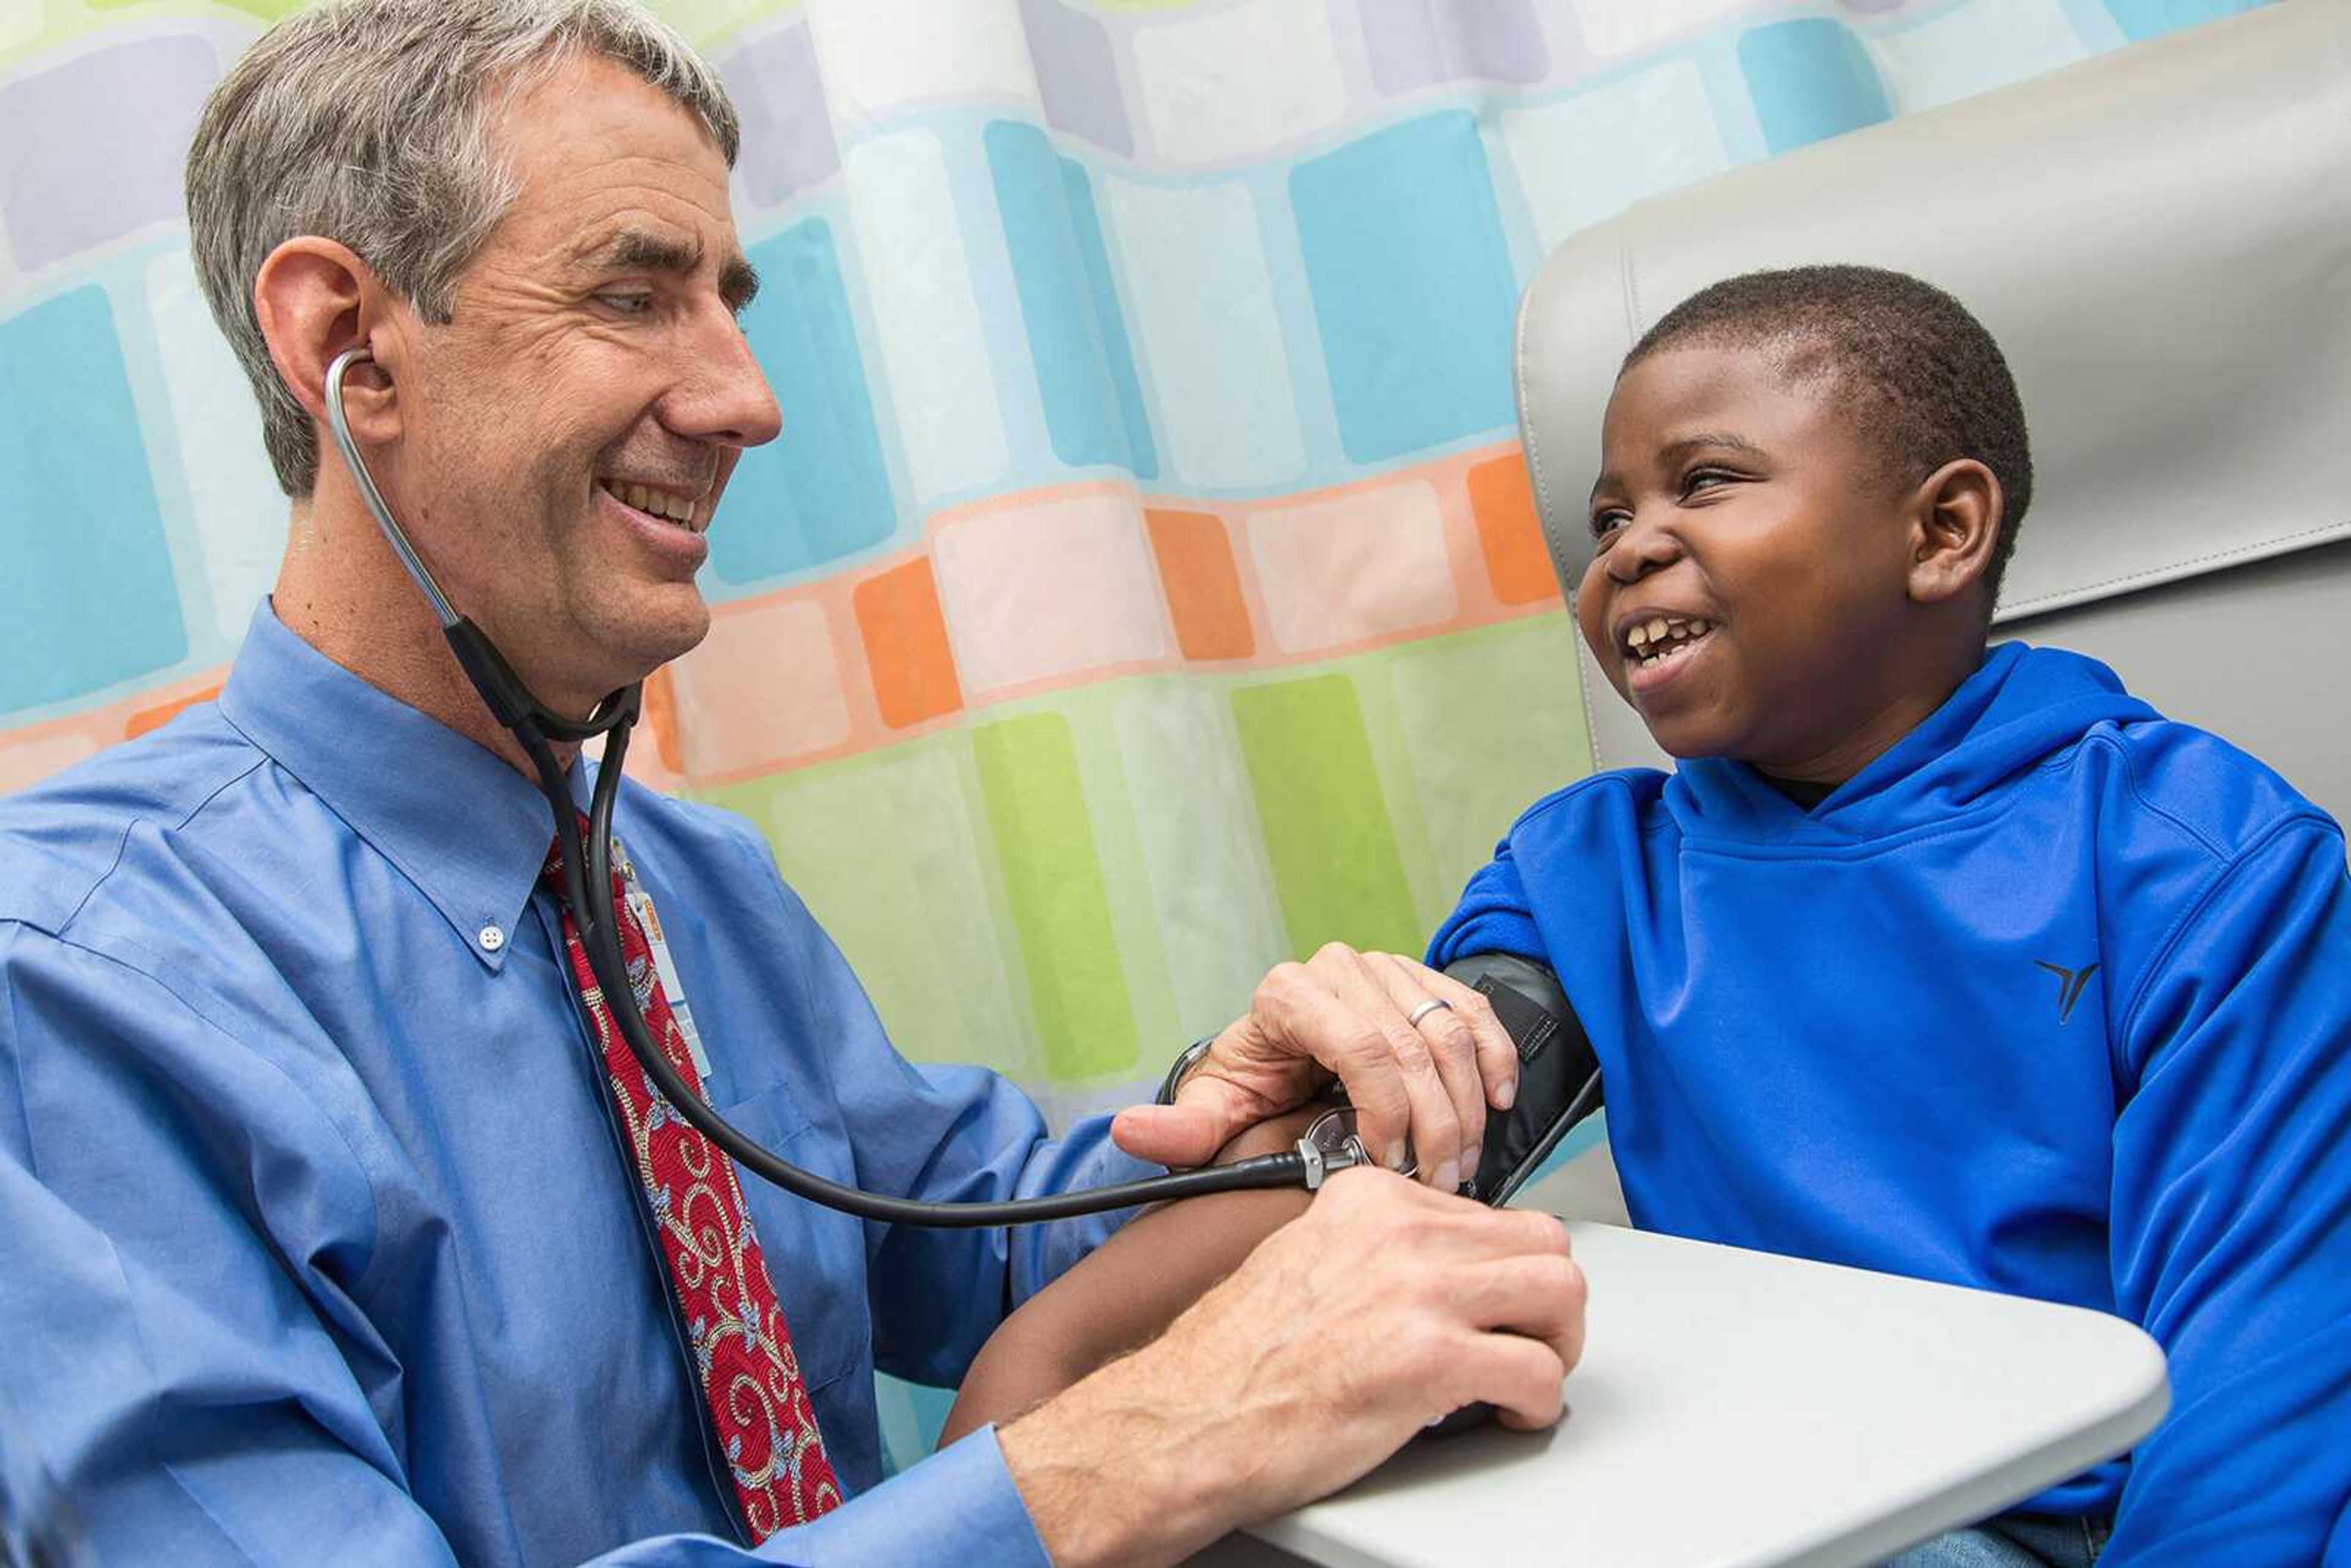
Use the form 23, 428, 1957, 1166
1905, 457, 2002, 609
252, 236, 405, 448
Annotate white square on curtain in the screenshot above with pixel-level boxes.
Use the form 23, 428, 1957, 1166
1868, 0, 2089, 115
146, 250, 286, 647
1128, 0, 1349, 166
1500, 60, 1731, 255
1246, 479, 1457, 655
931, 492, 1172, 697
1569, 0, 1756, 58
1100, 175, 1305, 491
842, 130, 1010, 502
1110, 684, 1288, 1040
806, 0, 1041, 126
670, 598, 850, 775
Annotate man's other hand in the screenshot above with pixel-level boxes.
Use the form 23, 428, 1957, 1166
997, 1170, 1585, 1567
1112, 943, 1521, 1194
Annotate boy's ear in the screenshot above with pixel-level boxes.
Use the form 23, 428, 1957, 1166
1904, 457, 2002, 609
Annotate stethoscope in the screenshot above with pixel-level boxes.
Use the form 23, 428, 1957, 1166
323, 346, 1384, 1227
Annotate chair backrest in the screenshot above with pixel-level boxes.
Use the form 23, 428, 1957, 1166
1513, 0, 2351, 826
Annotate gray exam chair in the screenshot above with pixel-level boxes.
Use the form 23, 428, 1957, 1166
1510, 0, 2351, 1223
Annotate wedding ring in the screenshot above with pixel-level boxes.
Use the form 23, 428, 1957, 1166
1406, 997, 1452, 1027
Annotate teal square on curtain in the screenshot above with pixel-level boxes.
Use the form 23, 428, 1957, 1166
984, 121, 1157, 479
2104, 0, 2265, 42
1290, 111, 1518, 464
714, 217, 897, 585
1738, 18, 1891, 154
0, 287, 184, 715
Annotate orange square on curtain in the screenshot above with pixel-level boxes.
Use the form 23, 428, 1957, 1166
641, 669, 685, 774
1467, 451, 1562, 606
127, 683, 222, 738
853, 557, 963, 729
1144, 507, 1253, 661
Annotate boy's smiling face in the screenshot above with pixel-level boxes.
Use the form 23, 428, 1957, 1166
1580, 342, 1989, 782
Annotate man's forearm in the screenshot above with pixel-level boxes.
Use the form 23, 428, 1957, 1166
997, 1347, 1260, 1568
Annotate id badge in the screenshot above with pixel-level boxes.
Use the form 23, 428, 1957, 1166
614, 845, 716, 1084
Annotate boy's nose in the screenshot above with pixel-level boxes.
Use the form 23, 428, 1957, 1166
1605, 512, 1682, 583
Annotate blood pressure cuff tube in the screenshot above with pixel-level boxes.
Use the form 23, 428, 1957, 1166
1441, 953, 1603, 1206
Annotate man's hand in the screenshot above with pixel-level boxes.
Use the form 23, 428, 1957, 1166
1112, 943, 1520, 1193
997, 1171, 1585, 1567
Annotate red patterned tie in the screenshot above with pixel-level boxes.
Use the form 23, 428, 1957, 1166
541, 828, 842, 1537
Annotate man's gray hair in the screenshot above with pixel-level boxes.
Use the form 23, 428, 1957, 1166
186, 0, 740, 497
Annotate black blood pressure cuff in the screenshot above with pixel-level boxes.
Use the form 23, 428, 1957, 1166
1442, 953, 1603, 1206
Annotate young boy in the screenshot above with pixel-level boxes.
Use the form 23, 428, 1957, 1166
943, 267, 2351, 1566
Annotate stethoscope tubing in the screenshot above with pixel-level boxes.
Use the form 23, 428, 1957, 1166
323, 346, 1310, 1226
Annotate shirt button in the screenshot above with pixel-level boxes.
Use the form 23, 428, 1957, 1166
478, 924, 506, 953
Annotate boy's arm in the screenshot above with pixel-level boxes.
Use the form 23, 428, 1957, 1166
2101, 820, 2351, 1566
942, 1106, 1324, 1445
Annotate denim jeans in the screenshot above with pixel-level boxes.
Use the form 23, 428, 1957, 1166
1884, 1512, 2112, 1567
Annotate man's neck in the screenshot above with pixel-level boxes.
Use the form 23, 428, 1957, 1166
272, 489, 581, 782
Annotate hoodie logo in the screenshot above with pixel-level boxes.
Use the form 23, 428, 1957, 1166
2033, 959, 2101, 1024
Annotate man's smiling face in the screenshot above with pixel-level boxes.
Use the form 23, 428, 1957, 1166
381, 51, 779, 713
1578, 343, 1925, 776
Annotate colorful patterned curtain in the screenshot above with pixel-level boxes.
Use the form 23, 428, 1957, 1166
0, 0, 2258, 1470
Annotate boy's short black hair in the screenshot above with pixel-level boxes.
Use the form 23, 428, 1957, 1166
1624, 264, 2033, 616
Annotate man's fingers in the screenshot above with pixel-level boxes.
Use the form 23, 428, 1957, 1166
1303, 945, 1461, 1182
1451, 1254, 1588, 1359
1111, 1080, 1259, 1169
1402, 958, 1522, 1116
1365, 952, 1488, 1189
1450, 1332, 1570, 1432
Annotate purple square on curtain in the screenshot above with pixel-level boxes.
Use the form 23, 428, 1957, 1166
717, 23, 839, 209
1018, 0, 1133, 156
1357, 0, 1551, 93
0, 34, 219, 272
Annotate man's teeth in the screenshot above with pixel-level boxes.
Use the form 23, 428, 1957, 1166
600, 478, 702, 530
1625, 617, 1714, 666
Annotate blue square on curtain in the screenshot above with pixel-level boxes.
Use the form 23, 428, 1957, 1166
0, 287, 184, 715
714, 218, 897, 585
1290, 112, 1519, 464
2103, 0, 2264, 42
1738, 18, 1891, 155
984, 121, 1157, 479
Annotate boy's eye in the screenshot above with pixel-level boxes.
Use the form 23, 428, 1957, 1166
1681, 467, 1738, 497
1589, 508, 1629, 541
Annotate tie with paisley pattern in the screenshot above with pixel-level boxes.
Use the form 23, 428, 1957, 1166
541, 828, 841, 1538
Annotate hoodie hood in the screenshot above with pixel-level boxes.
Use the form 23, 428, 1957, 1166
1664, 642, 2162, 845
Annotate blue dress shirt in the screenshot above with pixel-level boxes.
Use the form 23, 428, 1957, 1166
0, 602, 1160, 1566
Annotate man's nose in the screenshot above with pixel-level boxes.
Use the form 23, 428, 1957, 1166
666, 303, 784, 450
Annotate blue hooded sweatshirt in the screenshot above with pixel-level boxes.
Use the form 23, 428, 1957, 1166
1429, 643, 2351, 1565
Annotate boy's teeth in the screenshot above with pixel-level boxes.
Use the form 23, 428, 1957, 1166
1627, 618, 1716, 666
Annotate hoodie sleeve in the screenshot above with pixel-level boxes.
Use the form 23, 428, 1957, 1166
1427, 838, 1549, 970
2102, 818, 2351, 1566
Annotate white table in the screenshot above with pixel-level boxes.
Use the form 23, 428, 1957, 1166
1192, 1218, 2167, 1568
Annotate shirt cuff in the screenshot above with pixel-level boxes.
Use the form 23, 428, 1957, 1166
752, 1426, 1051, 1567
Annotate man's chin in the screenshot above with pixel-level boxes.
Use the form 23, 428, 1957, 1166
577, 598, 711, 696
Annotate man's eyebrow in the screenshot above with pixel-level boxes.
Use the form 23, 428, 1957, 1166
573, 227, 759, 312
719, 253, 759, 315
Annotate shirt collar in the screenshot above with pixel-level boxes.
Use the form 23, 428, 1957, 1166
216, 599, 580, 971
